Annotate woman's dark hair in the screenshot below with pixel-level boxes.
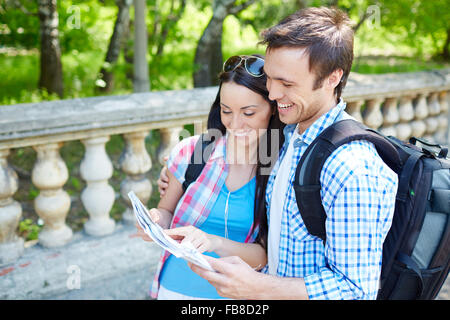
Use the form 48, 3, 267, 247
206, 54, 285, 250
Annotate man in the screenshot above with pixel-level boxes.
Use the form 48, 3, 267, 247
159, 7, 398, 300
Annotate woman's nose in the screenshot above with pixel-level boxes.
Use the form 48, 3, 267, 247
230, 114, 244, 129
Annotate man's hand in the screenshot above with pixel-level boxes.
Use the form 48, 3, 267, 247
188, 255, 262, 300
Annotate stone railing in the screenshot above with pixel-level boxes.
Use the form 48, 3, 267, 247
0, 68, 449, 267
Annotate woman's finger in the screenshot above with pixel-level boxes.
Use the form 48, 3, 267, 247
148, 208, 160, 222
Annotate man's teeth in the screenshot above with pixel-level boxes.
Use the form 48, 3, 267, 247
278, 103, 293, 109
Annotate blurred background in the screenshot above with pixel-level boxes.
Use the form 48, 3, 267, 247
1, 0, 449, 105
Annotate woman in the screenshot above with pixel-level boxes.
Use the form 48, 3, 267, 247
136, 54, 284, 299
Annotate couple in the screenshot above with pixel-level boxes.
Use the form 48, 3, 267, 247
136, 7, 398, 300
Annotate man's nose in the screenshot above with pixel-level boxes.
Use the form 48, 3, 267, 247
268, 81, 283, 102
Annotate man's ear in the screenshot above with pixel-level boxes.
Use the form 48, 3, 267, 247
326, 69, 344, 90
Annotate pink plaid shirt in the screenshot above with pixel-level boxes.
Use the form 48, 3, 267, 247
149, 134, 258, 298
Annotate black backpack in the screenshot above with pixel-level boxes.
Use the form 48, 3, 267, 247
183, 123, 450, 300
294, 119, 450, 300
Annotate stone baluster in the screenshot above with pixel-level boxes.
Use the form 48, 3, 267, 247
193, 120, 208, 136
31, 143, 72, 247
157, 127, 184, 165
345, 100, 364, 123
435, 91, 449, 144
363, 98, 383, 129
119, 131, 152, 224
380, 97, 399, 137
410, 93, 428, 139
0, 149, 24, 265
396, 95, 414, 141
424, 92, 441, 142
80, 136, 115, 236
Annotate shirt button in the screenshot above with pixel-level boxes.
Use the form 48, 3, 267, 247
294, 138, 303, 148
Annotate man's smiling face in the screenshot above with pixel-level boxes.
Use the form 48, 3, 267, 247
264, 46, 341, 133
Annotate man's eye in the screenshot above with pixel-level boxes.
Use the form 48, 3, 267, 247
282, 82, 292, 87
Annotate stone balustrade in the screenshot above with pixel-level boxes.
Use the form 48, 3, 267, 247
0, 68, 449, 267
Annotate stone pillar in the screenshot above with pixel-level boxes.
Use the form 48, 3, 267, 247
80, 136, 115, 236
0, 149, 24, 265
424, 92, 441, 142
346, 100, 364, 123
380, 97, 399, 137
363, 98, 384, 129
410, 93, 428, 139
31, 143, 72, 248
119, 131, 152, 224
436, 91, 449, 145
193, 120, 207, 136
157, 127, 183, 165
396, 96, 414, 141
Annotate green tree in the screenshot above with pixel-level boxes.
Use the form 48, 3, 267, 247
378, 0, 450, 60
193, 0, 257, 87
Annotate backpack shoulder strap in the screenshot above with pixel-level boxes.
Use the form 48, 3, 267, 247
293, 119, 401, 242
182, 133, 215, 192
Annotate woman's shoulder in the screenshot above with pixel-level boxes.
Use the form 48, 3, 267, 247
171, 135, 201, 158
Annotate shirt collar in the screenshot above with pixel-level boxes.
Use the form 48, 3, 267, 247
283, 98, 347, 147
209, 134, 227, 161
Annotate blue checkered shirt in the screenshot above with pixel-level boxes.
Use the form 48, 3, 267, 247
264, 100, 398, 300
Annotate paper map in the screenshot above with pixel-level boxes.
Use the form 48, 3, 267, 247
128, 191, 215, 272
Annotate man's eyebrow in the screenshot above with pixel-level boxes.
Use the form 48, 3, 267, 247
263, 68, 295, 83
220, 102, 258, 109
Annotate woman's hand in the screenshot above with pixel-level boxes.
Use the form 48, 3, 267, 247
134, 222, 153, 242
157, 156, 169, 197
164, 226, 222, 253
134, 208, 166, 242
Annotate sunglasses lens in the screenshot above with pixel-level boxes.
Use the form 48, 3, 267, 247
245, 57, 265, 76
223, 56, 242, 72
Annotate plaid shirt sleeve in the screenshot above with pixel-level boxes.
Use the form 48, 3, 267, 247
303, 141, 398, 300
166, 135, 199, 185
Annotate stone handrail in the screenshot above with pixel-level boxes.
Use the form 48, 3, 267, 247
0, 68, 449, 266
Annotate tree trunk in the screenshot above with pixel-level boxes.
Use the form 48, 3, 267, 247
133, 0, 150, 92
193, 0, 256, 88
98, 0, 132, 93
37, 0, 63, 98
193, 16, 225, 87
155, 0, 187, 57
442, 28, 450, 61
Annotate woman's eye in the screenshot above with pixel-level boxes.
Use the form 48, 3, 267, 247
282, 82, 292, 87
221, 109, 231, 114
244, 112, 255, 116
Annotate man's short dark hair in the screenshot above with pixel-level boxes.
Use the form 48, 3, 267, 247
260, 7, 354, 100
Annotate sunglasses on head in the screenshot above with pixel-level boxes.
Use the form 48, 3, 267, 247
222, 55, 265, 77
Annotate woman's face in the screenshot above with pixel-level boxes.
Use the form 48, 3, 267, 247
219, 82, 273, 148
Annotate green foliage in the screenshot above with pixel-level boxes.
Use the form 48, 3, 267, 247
1, 0, 448, 106
19, 219, 42, 241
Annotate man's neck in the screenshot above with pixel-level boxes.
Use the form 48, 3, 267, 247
297, 96, 339, 135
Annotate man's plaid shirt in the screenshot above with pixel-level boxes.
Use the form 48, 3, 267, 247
263, 100, 398, 299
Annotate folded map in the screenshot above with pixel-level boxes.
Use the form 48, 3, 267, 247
128, 191, 215, 272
